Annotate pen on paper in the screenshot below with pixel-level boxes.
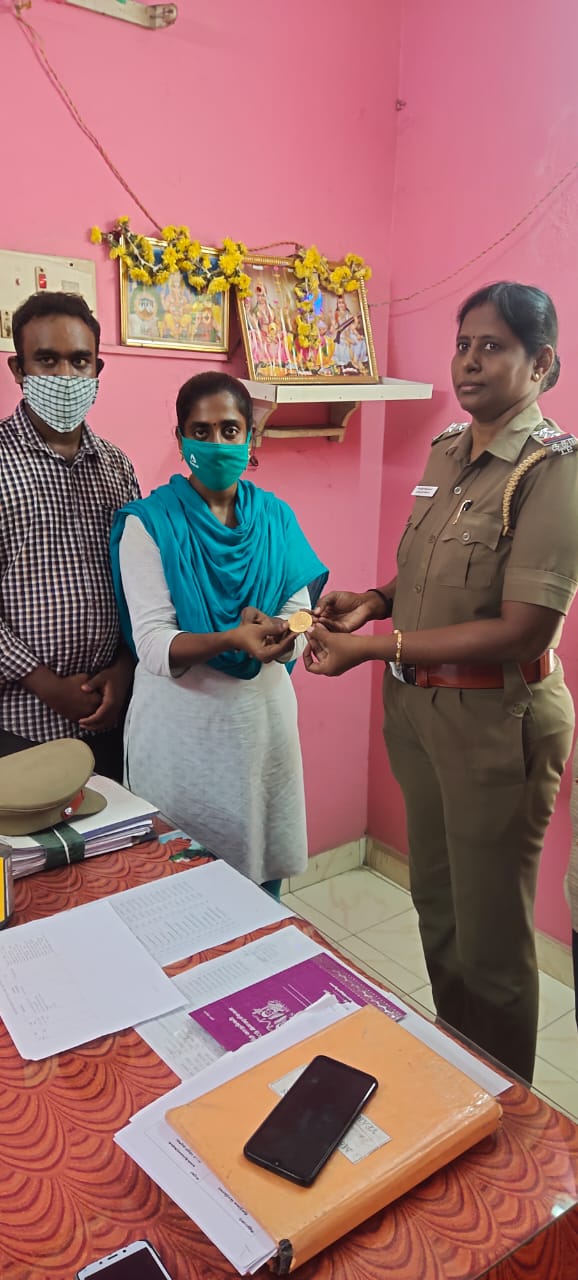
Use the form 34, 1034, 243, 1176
452, 499, 473, 525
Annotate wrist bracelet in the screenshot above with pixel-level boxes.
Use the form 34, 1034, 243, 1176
394, 629, 403, 666
367, 588, 393, 619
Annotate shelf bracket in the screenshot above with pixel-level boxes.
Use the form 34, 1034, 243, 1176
251, 398, 360, 446
61, 1, 177, 29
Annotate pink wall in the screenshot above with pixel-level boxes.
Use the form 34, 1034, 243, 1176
0, 0, 404, 857
4, 0, 574, 943
367, 0, 578, 943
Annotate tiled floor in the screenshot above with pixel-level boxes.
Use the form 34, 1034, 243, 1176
282, 866, 578, 1120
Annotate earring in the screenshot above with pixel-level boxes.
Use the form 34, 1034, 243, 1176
532, 372, 541, 381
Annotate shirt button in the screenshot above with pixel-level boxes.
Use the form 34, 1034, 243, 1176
462, 531, 470, 542
428, 534, 436, 543
510, 703, 525, 717
453, 485, 462, 495
414, 584, 422, 593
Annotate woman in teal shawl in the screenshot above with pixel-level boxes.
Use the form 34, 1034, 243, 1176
110, 372, 328, 895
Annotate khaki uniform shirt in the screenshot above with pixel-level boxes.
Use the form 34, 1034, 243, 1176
393, 404, 578, 645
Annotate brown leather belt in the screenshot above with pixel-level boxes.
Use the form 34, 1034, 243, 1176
400, 649, 556, 689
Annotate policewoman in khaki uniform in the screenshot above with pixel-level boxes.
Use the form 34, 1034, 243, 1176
305, 282, 578, 1083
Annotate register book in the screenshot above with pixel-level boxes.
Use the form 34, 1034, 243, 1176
0, 774, 158, 877
166, 1005, 502, 1273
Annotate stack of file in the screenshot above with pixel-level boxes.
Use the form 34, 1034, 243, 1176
0, 774, 158, 877
161, 1005, 502, 1273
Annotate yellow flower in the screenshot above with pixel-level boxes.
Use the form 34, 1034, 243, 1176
344, 252, 364, 268
187, 275, 206, 290
302, 246, 323, 272
329, 265, 349, 288
109, 246, 121, 260
154, 269, 170, 284
90, 226, 102, 244
162, 246, 179, 271
202, 255, 212, 271
207, 275, 228, 295
236, 273, 251, 296
117, 216, 130, 226
129, 266, 152, 283
218, 252, 238, 276
344, 280, 360, 292
222, 237, 245, 257
161, 225, 177, 241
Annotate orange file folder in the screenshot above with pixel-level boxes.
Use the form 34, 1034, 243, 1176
167, 1006, 502, 1272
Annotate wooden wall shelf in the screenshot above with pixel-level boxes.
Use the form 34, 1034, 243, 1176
241, 377, 433, 444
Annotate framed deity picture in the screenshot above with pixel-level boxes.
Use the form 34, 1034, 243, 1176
119, 242, 229, 352
236, 255, 378, 383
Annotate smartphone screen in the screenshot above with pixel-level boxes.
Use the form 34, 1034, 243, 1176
76, 1240, 173, 1279
243, 1055, 378, 1186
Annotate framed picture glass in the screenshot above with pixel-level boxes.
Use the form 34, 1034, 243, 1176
236, 255, 378, 383
120, 241, 229, 352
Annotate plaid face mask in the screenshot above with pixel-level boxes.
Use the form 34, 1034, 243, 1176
22, 375, 99, 433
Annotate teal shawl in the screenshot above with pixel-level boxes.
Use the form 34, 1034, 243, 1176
110, 474, 328, 680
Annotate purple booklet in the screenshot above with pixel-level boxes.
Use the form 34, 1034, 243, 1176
189, 952, 406, 1051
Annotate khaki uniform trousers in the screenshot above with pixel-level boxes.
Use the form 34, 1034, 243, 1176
382, 664, 574, 1082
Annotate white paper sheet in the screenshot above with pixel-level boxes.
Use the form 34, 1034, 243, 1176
109, 860, 293, 967
117, 998, 347, 1274
136, 925, 321, 1080
0, 901, 183, 1060
116, 1119, 276, 1276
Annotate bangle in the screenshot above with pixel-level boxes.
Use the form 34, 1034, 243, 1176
394, 629, 403, 666
366, 588, 393, 619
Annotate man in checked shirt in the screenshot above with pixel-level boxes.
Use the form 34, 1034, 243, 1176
0, 291, 141, 780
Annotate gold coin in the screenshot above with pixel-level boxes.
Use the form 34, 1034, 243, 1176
288, 609, 313, 634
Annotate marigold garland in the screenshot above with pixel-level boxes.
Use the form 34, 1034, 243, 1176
90, 218, 251, 298
89, 221, 372, 362
291, 244, 371, 358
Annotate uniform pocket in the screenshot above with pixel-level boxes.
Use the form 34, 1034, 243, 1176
437, 512, 503, 588
397, 496, 436, 568
433, 688, 527, 786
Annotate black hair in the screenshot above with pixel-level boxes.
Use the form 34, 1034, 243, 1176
11, 291, 101, 366
457, 282, 560, 391
176, 371, 253, 432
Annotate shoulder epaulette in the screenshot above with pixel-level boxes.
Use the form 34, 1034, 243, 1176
531, 425, 578, 455
431, 422, 468, 445
502, 428, 578, 537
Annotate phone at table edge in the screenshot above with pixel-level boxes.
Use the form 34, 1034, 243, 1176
75, 1238, 174, 1279
243, 1054, 378, 1187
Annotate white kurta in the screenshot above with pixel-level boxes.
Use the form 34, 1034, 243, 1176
119, 514, 310, 883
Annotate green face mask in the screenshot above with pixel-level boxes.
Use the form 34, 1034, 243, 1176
180, 434, 250, 491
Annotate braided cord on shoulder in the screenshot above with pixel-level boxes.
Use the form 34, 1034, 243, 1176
501, 447, 548, 537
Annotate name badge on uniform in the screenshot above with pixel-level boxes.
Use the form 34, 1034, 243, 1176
411, 485, 438, 498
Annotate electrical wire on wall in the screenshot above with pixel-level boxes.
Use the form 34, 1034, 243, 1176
11, 1, 578, 312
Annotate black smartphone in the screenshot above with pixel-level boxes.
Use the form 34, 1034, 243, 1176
243, 1054, 378, 1187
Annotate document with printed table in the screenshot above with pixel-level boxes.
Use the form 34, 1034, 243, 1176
166, 1005, 502, 1273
